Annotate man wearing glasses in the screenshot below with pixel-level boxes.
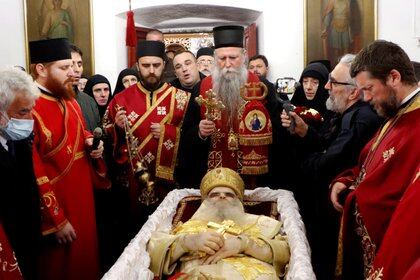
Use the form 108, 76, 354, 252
281, 54, 381, 279
196, 47, 215, 77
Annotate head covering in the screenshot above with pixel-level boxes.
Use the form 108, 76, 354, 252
200, 167, 245, 200
29, 38, 71, 64
113, 68, 140, 95
291, 62, 330, 116
197, 47, 214, 58
136, 40, 165, 59
309, 59, 332, 72
84, 74, 112, 118
213, 25, 244, 49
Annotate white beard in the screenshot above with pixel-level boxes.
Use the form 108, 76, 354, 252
212, 65, 248, 123
191, 198, 247, 225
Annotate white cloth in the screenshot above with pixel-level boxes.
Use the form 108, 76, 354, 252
102, 188, 315, 280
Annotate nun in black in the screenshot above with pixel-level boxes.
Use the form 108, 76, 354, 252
84, 74, 113, 119
113, 68, 139, 95
291, 62, 330, 117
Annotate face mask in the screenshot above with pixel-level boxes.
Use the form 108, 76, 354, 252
0, 117, 34, 141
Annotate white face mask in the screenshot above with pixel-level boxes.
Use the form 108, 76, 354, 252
0, 116, 34, 141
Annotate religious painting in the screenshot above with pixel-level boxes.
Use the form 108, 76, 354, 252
23, 0, 94, 75
305, 0, 377, 67
163, 32, 214, 56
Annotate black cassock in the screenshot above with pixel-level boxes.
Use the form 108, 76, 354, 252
0, 136, 41, 280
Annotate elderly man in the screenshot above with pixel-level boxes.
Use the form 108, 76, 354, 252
29, 38, 105, 279
104, 40, 190, 234
190, 25, 282, 188
148, 167, 290, 279
0, 67, 41, 279
281, 54, 381, 279
196, 47, 215, 76
330, 40, 419, 280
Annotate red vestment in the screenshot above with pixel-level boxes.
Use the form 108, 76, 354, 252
32, 93, 99, 279
199, 72, 272, 175
333, 92, 420, 280
104, 82, 190, 224
0, 222, 22, 280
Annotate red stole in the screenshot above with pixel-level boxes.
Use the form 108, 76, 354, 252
199, 72, 272, 175
105, 82, 190, 180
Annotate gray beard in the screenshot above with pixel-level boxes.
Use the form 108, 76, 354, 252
191, 198, 246, 225
326, 94, 348, 114
212, 65, 248, 122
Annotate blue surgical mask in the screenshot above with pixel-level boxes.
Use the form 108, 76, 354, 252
0, 117, 34, 141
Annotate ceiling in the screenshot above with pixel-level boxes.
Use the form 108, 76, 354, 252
131, 4, 261, 32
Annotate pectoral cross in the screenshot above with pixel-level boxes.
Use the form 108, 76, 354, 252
207, 220, 242, 236
195, 89, 225, 121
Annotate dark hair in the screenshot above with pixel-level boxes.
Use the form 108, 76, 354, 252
249, 54, 268, 67
412, 61, 420, 82
173, 50, 196, 61
351, 40, 417, 85
69, 44, 83, 57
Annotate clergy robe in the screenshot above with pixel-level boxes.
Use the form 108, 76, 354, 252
333, 91, 420, 280
32, 92, 99, 280
148, 214, 290, 280
104, 82, 190, 233
185, 72, 286, 188
0, 222, 23, 280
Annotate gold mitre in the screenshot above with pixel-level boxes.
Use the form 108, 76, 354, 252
200, 167, 244, 200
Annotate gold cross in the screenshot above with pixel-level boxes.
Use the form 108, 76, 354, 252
195, 89, 225, 121
207, 220, 242, 236
241, 82, 268, 101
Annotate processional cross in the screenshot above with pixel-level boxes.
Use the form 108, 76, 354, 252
195, 89, 225, 121
207, 220, 242, 236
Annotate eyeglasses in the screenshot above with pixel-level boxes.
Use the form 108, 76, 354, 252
197, 60, 214, 65
328, 74, 355, 87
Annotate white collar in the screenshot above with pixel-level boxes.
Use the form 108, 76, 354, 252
35, 81, 52, 94
401, 87, 420, 106
0, 134, 8, 151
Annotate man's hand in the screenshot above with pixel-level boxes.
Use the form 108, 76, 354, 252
199, 119, 215, 138
114, 110, 127, 129
150, 123, 161, 139
203, 236, 242, 265
280, 110, 308, 137
330, 182, 348, 212
182, 232, 224, 255
85, 138, 104, 159
55, 222, 77, 244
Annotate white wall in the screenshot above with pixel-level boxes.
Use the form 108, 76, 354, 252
0, 0, 27, 68
1, 0, 420, 85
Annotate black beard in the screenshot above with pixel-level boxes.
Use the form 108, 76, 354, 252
374, 88, 399, 118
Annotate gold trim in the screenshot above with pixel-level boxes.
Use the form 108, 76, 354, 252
239, 134, 272, 146
23, 0, 29, 71
129, 85, 173, 134
374, 0, 378, 40
74, 151, 85, 160
50, 119, 82, 185
36, 176, 49, 185
32, 110, 52, 148
43, 101, 70, 160
40, 93, 58, 102
241, 165, 269, 175
42, 219, 68, 236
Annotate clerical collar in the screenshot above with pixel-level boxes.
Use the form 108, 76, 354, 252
400, 87, 420, 107
35, 81, 52, 94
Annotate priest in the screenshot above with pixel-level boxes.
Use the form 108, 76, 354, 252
147, 167, 290, 279
103, 40, 191, 234
330, 40, 420, 280
183, 25, 285, 188
29, 38, 106, 279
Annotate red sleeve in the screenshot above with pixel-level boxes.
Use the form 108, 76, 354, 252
32, 119, 68, 235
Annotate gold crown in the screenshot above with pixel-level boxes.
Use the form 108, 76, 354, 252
200, 167, 244, 200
